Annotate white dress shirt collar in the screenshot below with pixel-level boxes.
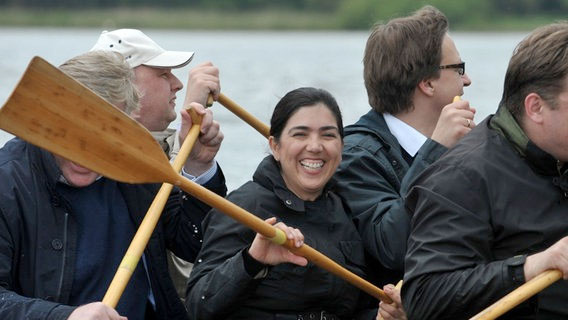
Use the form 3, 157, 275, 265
383, 113, 427, 157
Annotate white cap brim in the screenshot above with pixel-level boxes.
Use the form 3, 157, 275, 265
143, 50, 194, 69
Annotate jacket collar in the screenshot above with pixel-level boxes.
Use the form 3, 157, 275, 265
151, 128, 176, 156
490, 106, 562, 176
344, 110, 397, 152
253, 155, 334, 213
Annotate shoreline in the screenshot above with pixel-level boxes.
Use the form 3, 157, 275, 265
0, 7, 563, 31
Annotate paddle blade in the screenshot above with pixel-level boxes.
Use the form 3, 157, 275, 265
0, 56, 173, 185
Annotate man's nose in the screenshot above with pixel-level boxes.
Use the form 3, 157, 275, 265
462, 72, 472, 87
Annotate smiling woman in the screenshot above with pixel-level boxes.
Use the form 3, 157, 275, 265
185, 87, 373, 319
268, 88, 344, 201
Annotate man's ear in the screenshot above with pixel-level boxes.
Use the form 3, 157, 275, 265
524, 93, 545, 124
418, 78, 435, 97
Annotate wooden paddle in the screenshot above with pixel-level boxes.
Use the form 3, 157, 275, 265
470, 269, 562, 320
217, 93, 270, 138
0, 56, 391, 304
102, 108, 203, 307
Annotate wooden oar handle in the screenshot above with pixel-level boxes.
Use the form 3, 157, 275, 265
102, 111, 203, 308
217, 93, 270, 138
176, 177, 391, 303
206, 94, 214, 107
470, 269, 562, 320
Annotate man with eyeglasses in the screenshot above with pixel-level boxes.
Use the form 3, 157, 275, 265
334, 5, 474, 319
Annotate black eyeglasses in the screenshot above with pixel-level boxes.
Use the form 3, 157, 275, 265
439, 62, 465, 76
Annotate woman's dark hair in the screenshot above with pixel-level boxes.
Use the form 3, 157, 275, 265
270, 87, 343, 142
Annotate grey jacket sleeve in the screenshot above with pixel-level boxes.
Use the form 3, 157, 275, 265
402, 165, 525, 320
185, 209, 261, 320
336, 138, 446, 270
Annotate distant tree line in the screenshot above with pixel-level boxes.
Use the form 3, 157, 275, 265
3, 0, 568, 12
0, 0, 340, 10
2, 0, 567, 29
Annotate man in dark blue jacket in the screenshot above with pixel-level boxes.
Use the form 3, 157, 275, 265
0, 51, 226, 319
334, 6, 475, 318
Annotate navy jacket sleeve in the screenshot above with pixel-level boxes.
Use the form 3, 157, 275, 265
0, 207, 76, 320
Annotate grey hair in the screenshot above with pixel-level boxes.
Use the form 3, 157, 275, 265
59, 50, 139, 115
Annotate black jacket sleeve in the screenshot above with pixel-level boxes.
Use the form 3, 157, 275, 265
185, 208, 263, 320
402, 165, 525, 319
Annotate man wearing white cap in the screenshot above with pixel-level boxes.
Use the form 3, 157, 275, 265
91, 29, 227, 303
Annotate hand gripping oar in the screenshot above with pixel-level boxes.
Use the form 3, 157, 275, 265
217, 93, 270, 138
0, 57, 391, 303
377, 280, 404, 320
102, 108, 203, 307
470, 269, 562, 320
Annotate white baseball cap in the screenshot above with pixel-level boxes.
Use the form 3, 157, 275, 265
91, 29, 194, 69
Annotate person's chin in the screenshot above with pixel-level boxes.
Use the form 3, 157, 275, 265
67, 174, 99, 187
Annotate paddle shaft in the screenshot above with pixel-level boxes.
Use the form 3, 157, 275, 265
173, 176, 392, 303
218, 93, 270, 138
102, 109, 203, 308
470, 269, 562, 320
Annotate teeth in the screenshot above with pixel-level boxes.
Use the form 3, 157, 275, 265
300, 160, 323, 169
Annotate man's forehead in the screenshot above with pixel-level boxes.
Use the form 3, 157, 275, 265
134, 65, 173, 74
440, 34, 461, 63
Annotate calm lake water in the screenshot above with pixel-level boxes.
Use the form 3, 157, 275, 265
0, 28, 527, 191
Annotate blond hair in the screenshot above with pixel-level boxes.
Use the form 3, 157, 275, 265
59, 50, 139, 115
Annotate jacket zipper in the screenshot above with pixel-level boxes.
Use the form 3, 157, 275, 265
55, 212, 69, 301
